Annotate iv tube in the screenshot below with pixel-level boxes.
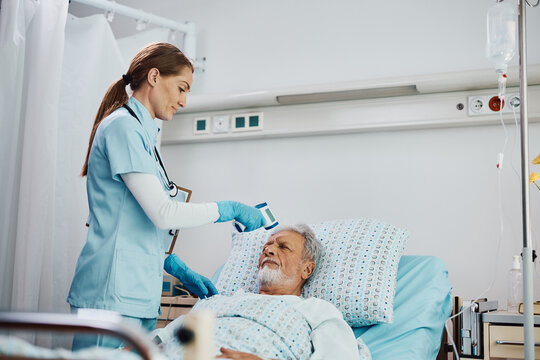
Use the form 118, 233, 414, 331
498, 73, 507, 107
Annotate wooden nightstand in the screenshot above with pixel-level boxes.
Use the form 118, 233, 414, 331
157, 296, 198, 329
480, 311, 540, 359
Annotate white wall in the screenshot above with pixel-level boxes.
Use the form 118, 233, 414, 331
163, 121, 540, 305
99, 0, 540, 95
69, 0, 540, 306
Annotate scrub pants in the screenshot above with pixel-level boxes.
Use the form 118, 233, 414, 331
70, 306, 157, 351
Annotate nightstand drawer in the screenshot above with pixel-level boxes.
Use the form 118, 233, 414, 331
489, 325, 540, 359
157, 296, 198, 329
159, 303, 193, 320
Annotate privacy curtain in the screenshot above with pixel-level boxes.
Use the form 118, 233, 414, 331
1, 1, 176, 347
0, 0, 69, 316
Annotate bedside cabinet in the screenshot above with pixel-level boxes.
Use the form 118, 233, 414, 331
157, 296, 198, 329
481, 311, 540, 359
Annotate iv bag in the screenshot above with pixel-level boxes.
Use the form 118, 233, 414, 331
486, 0, 517, 74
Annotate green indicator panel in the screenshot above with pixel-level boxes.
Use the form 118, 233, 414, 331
196, 119, 206, 131
235, 117, 246, 128
249, 115, 259, 127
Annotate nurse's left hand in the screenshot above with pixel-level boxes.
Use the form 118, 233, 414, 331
164, 254, 219, 299
216, 201, 266, 232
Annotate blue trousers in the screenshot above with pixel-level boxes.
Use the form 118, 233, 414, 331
70, 306, 157, 351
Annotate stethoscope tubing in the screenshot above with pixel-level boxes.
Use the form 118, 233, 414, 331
122, 104, 177, 194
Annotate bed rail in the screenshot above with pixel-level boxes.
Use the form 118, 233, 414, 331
0, 312, 163, 360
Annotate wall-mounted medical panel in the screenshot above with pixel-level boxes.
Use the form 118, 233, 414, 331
163, 85, 540, 145
231, 112, 264, 132
212, 115, 230, 133
467, 94, 521, 116
193, 117, 210, 134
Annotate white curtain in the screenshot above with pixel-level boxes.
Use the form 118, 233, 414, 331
1, 2, 180, 347
0, 0, 68, 315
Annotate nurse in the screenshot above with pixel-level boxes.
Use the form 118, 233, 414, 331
67, 42, 265, 350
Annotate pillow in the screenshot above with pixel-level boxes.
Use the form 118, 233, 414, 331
215, 218, 409, 327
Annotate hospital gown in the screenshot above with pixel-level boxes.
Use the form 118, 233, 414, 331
156, 290, 371, 360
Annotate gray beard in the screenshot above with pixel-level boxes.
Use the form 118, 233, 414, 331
256, 265, 295, 288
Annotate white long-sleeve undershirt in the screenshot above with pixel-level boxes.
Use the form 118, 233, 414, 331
121, 172, 220, 229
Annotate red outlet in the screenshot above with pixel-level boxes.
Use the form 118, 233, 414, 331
488, 96, 505, 112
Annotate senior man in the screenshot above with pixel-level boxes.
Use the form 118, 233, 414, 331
155, 225, 367, 360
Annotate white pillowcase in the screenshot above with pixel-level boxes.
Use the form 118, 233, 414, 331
215, 218, 409, 327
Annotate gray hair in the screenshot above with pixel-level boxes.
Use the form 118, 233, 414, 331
270, 224, 322, 267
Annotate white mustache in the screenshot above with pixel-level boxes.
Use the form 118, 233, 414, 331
261, 258, 280, 267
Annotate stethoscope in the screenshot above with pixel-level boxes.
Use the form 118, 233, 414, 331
122, 104, 178, 198
123, 104, 181, 238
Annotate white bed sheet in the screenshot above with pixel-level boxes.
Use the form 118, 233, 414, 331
0, 335, 142, 360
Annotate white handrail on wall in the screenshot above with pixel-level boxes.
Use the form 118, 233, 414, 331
162, 84, 540, 144
181, 64, 540, 113
70, 0, 198, 65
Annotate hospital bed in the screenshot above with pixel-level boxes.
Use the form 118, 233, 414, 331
0, 311, 164, 360
211, 254, 453, 360
0, 246, 452, 360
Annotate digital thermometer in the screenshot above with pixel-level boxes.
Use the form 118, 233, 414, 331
234, 202, 278, 232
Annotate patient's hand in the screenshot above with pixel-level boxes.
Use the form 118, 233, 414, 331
216, 347, 270, 360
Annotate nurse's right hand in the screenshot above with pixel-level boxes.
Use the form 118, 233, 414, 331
216, 201, 265, 232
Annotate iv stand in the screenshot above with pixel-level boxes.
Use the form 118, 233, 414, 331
517, 0, 535, 357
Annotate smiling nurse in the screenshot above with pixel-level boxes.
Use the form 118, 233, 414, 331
67, 42, 265, 350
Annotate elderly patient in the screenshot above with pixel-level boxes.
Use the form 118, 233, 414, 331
155, 224, 364, 360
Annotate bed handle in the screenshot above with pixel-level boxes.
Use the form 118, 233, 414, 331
495, 340, 540, 346
0, 312, 163, 360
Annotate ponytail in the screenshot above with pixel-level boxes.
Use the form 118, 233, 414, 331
80, 78, 128, 176
80, 42, 193, 177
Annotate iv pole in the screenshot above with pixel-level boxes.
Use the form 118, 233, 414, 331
517, 0, 535, 357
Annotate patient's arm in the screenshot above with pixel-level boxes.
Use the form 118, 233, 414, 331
216, 347, 276, 360
297, 298, 362, 360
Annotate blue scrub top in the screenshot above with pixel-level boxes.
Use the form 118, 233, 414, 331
68, 97, 172, 318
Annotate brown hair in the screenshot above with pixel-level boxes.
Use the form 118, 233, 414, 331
81, 42, 194, 176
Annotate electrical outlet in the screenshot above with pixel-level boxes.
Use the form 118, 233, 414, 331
212, 115, 230, 133
467, 94, 520, 116
469, 97, 485, 114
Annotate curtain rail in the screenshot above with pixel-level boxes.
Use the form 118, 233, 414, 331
70, 0, 197, 61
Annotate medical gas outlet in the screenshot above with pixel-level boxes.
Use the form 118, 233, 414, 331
467, 94, 520, 116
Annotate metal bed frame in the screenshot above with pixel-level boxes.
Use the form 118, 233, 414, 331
0, 312, 163, 360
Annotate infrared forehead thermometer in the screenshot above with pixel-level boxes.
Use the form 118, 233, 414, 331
235, 202, 278, 232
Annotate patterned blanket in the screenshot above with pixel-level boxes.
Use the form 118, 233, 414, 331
159, 292, 371, 360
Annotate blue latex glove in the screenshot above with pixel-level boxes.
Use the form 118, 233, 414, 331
216, 201, 266, 232
164, 254, 218, 299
